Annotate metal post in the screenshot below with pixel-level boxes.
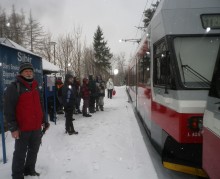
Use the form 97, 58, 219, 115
0, 111, 7, 164
53, 43, 56, 65
44, 76, 49, 122
53, 85, 56, 125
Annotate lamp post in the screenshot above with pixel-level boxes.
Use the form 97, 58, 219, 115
49, 41, 56, 65
67, 63, 71, 74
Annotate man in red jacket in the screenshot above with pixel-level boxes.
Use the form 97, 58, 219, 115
4, 62, 49, 179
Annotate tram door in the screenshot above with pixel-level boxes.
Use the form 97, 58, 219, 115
203, 59, 220, 179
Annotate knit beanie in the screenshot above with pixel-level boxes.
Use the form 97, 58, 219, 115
64, 73, 74, 84
19, 62, 34, 74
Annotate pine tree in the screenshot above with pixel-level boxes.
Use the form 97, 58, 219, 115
93, 26, 112, 72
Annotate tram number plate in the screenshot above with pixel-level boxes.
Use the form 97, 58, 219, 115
187, 131, 202, 137
201, 14, 220, 29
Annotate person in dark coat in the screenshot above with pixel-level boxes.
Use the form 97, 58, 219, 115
73, 77, 82, 114
80, 78, 92, 117
62, 73, 78, 135
3, 62, 49, 179
55, 77, 64, 114
88, 75, 97, 113
96, 75, 105, 111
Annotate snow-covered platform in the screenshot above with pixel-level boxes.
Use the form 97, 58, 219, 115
0, 86, 197, 179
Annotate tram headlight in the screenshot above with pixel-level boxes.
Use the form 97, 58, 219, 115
187, 116, 203, 132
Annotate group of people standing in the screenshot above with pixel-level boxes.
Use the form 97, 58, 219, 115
3, 61, 115, 179
59, 73, 114, 136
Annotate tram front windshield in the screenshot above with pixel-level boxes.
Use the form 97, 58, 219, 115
174, 36, 220, 89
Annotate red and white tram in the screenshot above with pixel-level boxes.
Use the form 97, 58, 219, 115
127, 0, 220, 178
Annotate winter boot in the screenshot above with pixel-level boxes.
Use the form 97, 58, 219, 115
100, 105, 104, 111
89, 107, 96, 113
66, 130, 77, 135
86, 113, 92, 117
77, 110, 82, 114
66, 123, 78, 135
24, 168, 40, 176
83, 113, 92, 117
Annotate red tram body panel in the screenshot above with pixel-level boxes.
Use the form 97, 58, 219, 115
151, 101, 203, 143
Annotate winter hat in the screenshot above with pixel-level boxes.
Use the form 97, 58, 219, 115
19, 62, 34, 74
64, 73, 74, 84
83, 78, 89, 83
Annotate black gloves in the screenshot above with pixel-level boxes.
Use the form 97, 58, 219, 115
42, 122, 50, 135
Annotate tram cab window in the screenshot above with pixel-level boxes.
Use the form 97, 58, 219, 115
174, 37, 219, 89
153, 40, 172, 88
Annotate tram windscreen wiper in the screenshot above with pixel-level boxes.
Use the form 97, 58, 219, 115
182, 64, 211, 86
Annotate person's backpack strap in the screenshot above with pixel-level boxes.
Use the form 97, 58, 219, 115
11, 81, 21, 96
16, 82, 20, 95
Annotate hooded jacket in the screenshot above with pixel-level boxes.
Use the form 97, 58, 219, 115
4, 76, 45, 132
81, 78, 90, 99
88, 75, 97, 97
106, 78, 114, 90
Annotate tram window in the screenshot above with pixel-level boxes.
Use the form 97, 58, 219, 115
155, 41, 166, 55
174, 37, 219, 88
154, 56, 167, 85
129, 66, 136, 90
138, 55, 150, 84
153, 39, 171, 87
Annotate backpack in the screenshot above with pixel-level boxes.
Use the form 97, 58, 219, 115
56, 83, 64, 97
2, 82, 20, 133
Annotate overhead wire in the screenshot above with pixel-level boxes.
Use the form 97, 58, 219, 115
135, 0, 149, 38
135, 0, 157, 38
128, 0, 159, 60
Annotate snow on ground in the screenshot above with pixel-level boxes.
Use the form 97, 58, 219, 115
0, 86, 158, 179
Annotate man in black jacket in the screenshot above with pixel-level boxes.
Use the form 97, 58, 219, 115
62, 73, 78, 135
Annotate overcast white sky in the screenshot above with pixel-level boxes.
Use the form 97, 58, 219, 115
0, 0, 157, 60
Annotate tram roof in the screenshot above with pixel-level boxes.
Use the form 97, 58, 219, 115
149, 0, 220, 43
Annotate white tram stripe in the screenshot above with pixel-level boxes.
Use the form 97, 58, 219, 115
154, 94, 206, 114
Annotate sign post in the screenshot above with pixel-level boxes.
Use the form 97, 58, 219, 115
0, 112, 7, 163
